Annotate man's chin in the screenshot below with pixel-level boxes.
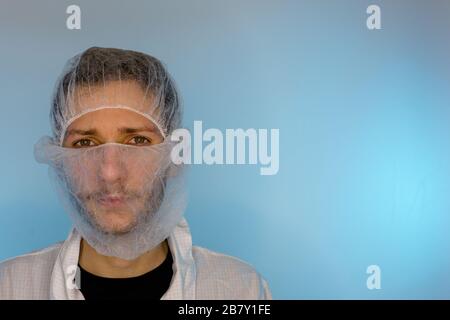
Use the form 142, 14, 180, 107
91, 211, 139, 235
100, 224, 136, 235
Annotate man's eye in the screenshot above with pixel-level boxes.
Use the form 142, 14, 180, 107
129, 136, 152, 145
73, 139, 95, 148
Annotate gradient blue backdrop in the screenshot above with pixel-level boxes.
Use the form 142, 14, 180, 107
1, 0, 450, 299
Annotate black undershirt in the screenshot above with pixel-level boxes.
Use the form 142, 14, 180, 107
79, 251, 173, 300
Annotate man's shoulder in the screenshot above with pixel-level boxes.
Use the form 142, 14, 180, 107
191, 245, 272, 299
0, 242, 62, 270
192, 245, 260, 276
0, 242, 63, 299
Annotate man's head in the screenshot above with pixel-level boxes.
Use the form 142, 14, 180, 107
52, 47, 180, 235
35, 47, 186, 259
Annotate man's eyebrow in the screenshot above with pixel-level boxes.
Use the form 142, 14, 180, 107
117, 126, 158, 134
65, 128, 98, 136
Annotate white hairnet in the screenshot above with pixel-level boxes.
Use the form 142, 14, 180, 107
34, 47, 186, 260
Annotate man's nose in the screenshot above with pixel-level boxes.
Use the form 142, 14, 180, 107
99, 147, 125, 183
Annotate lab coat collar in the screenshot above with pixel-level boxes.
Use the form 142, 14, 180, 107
49, 217, 197, 300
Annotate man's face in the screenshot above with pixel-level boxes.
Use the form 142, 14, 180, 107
61, 81, 165, 234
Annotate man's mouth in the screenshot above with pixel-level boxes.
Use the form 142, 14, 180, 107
97, 194, 126, 208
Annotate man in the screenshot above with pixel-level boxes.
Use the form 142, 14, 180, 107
0, 47, 271, 300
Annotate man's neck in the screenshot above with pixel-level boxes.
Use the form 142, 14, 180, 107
78, 239, 169, 278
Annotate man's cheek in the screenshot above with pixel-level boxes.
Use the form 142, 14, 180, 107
69, 168, 102, 193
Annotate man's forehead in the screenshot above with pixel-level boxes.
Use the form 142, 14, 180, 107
69, 80, 156, 115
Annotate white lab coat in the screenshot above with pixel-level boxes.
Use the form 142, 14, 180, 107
0, 217, 272, 300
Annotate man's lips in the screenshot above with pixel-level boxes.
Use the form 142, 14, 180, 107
98, 194, 126, 207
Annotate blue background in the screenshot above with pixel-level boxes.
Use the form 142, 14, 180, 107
1, 0, 450, 299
